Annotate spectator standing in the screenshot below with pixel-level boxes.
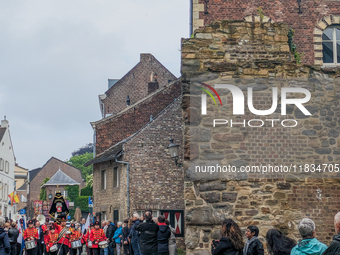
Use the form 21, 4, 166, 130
165, 221, 176, 255
265, 229, 296, 255
128, 213, 141, 255
113, 222, 123, 255
157, 216, 170, 255
243, 226, 264, 255
136, 211, 159, 255
8, 222, 18, 255
211, 219, 244, 255
122, 219, 130, 255
323, 212, 340, 255
290, 218, 327, 255
0, 217, 10, 255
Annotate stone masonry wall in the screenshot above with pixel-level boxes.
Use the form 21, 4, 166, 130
182, 20, 340, 254
93, 161, 127, 222
94, 80, 181, 154
192, 0, 340, 65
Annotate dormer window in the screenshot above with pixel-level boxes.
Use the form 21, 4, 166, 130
322, 27, 340, 65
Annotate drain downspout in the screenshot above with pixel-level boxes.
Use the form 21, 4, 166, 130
115, 158, 130, 216
190, 0, 193, 36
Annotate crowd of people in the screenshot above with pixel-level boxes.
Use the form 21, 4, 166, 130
211, 211, 340, 255
1, 209, 339, 255
0, 210, 177, 255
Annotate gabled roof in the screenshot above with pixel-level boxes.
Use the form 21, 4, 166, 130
43, 169, 80, 186
85, 96, 181, 167
28, 168, 42, 182
17, 182, 27, 191
91, 78, 180, 127
0, 128, 6, 142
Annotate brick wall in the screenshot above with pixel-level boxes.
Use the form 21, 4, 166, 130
192, 0, 340, 65
94, 80, 181, 154
182, 19, 340, 254
28, 157, 85, 217
102, 53, 177, 116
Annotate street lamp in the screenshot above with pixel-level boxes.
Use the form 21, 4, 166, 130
168, 138, 182, 167
48, 194, 52, 200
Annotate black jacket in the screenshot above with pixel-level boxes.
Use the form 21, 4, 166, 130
7, 228, 19, 244
122, 226, 130, 246
211, 237, 241, 255
0, 227, 10, 255
136, 220, 159, 254
128, 220, 140, 240
323, 234, 340, 255
157, 224, 171, 253
245, 238, 264, 255
106, 224, 117, 242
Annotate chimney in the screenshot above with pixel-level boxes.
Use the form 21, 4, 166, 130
1, 116, 8, 128
140, 53, 153, 63
148, 81, 159, 94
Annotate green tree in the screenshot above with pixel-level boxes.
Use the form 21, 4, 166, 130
66, 152, 93, 178
39, 178, 50, 201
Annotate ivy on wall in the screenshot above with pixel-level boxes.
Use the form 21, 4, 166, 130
288, 28, 303, 64
39, 178, 50, 201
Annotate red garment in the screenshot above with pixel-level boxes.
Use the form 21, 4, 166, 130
24, 227, 39, 245
46, 233, 59, 252
89, 228, 106, 248
53, 223, 71, 246
84, 230, 91, 246
69, 229, 81, 248
41, 224, 50, 244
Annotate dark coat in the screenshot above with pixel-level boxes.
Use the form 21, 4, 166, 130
128, 220, 140, 240
0, 227, 10, 255
106, 223, 117, 242
136, 220, 159, 254
245, 238, 264, 255
7, 228, 19, 244
122, 226, 130, 246
323, 234, 340, 255
211, 237, 241, 255
157, 224, 171, 253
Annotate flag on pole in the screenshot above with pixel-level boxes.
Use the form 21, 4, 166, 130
84, 213, 90, 231
8, 191, 19, 205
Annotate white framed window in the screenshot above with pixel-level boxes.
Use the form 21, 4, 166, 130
63, 190, 68, 199
0, 182, 3, 201
5, 161, 9, 173
113, 167, 119, 188
323, 27, 340, 65
0, 158, 3, 171
101, 170, 106, 190
4, 183, 8, 202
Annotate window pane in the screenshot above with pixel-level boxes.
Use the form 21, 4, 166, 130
336, 28, 340, 41
323, 28, 333, 40
337, 41, 340, 64
323, 42, 334, 63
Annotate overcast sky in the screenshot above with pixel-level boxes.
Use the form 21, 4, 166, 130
0, 1, 189, 170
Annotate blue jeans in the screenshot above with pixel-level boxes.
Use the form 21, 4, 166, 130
108, 242, 115, 255
131, 238, 140, 255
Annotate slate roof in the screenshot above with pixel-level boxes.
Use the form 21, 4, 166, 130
43, 169, 80, 186
28, 168, 42, 182
17, 182, 27, 191
85, 96, 181, 167
83, 142, 123, 167
0, 128, 6, 142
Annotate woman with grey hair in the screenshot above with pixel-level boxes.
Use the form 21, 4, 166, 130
0, 216, 10, 255
290, 218, 327, 255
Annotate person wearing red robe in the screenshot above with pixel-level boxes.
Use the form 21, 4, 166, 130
46, 225, 58, 255
90, 221, 106, 255
24, 220, 39, 255
69, 223, 81, 255
53, 216, 71, 255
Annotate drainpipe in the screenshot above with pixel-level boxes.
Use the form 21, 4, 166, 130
190, 0, 193, 36
115, 158, 129, 216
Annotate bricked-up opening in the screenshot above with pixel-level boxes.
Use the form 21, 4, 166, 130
113, 209, 119, 225
148, 81, 159, 94
101, 170, 106, 190
113, 167, 119, 188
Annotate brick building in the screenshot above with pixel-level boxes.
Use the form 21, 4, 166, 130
86, 54, 184, 243
183, 15, 340, 254
191, 0, 340, 66
98, 53, 177, 118
26, 157, 85, 218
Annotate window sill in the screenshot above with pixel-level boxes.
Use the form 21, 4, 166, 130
321, 65, 340, 72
